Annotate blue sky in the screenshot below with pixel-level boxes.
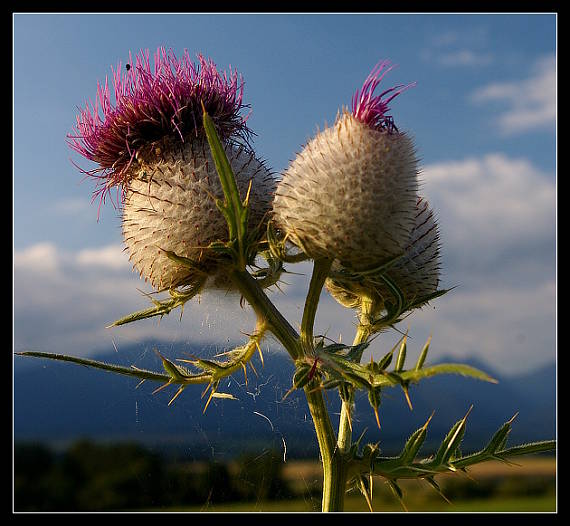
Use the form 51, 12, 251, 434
13, 13, 556, 376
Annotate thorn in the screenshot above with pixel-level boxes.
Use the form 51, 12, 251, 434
152, 380, 173, 395
425, 409, 436, 426
402, 384, 413, 411
256, 342, 264, 367
463, 404, 474, 421
201, 382, 212, 399
135, 379, 146, 390
203, 387, 216, 414
281, 386, 295, 401
249, 359, 258, 377
373, 406, 381, 431
507, 412, 519, 425
168, 385, 185, 406
241, 362, 248, 386
243, 178, 253, 207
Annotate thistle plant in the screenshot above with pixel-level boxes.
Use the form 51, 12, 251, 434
18, 50, 555, 512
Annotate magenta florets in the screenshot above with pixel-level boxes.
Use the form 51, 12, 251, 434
351, 60, 415, 133
68, 47, 251, 204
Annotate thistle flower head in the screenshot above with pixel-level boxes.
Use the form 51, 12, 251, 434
273, 60, 419, 271
68, 47, 250, 205
69, 48, 275, 292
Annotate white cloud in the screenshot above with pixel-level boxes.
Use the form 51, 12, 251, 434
422, 26, 492, 68
13, 242, 60, 274
76, 244, 130, 270
13, 242, 258, 357
437, 49, 493, 67
423, 153, 555, 257
49, 197, 93, 215
471, 55, 556, 135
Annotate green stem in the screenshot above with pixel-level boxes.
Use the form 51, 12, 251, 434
300, 258, 333, 353
299, 257, 352, 511
229, 269, 301, 360
327, 292, 377, 511
304, 382, 345, 511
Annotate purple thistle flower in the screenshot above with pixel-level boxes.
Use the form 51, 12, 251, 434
351, 60, 416, 133
67, 47, 251, 206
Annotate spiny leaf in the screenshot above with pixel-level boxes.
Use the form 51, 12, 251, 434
15, 351, 173, 383
484, 413, 517, 454
387, 480, 408, 511
399, 411, 434, 464
399, 363, 498, 386
108, 281, 205, 327
424, 477, 452, 504
202, 102, 247, 262
415, 335, 431, 370
394, 333, 407, 372
434, 406, 472, 466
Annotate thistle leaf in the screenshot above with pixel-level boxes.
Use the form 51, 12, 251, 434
16, 351, 172, 383
434, 406, 472, 466
202, 103, 247, 261
399, 412, 434, 464
394, 334, 407, 372
415, 335, 431, 370
108, 281, 205, 327
399, 363, 498, 385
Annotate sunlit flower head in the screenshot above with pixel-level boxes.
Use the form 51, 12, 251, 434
68, 47, 251, 206
272, 59, 419, 271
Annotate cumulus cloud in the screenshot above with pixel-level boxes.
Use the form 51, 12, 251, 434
471, 55, 556, 135
422, 152, 555, 262
13, 242, 259, 357
413, 153, 556, 372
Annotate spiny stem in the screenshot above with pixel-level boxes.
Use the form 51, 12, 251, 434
229, 268, 302, 360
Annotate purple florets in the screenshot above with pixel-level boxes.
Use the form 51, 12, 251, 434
68, 47, 251, 205
351, 60, 415, 133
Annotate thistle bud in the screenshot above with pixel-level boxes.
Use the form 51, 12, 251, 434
272, 60, 419, 271
326, 197, 441, 312
68, 48, 275, 291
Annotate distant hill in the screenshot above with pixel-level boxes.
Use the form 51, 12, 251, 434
13, 341, 556, 459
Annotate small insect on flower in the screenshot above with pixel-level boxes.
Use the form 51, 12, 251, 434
68, 47, 276, 292
272, 60, 419, 272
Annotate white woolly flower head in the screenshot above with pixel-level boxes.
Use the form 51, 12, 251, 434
272, 60, 419, 271
68, 48, 276, 292
123, 137, 275, 291
326, 196, 441, 312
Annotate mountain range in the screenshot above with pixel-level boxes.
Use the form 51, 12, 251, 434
13, 341, 556, 459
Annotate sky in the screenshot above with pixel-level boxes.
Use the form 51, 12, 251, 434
13, 13, 556, 377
